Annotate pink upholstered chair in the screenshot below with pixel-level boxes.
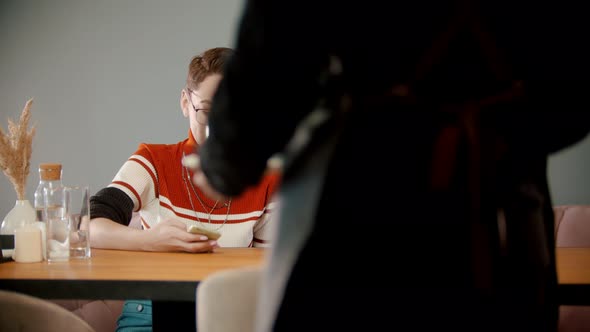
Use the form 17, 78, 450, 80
0, 290, 95, 332
554, 205, 590, 248
554, 205, 590, 332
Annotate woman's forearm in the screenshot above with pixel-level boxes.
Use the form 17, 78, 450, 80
90, 218, 147, 250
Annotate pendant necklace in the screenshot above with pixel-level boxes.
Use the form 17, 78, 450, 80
181, 153, 232, 231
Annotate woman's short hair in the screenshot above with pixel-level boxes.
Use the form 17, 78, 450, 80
186, 47, 234, 90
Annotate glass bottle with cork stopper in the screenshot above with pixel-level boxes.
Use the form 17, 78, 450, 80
34, 163, 63, 260
34, 163, 63, 222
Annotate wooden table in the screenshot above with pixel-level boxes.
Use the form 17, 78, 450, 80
556, 248, 590, 305
0, 247, 588, 303
0, 248, 267, 301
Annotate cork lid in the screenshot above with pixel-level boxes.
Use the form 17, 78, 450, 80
39, 163, 62, 181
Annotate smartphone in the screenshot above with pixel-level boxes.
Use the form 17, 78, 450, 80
187, 225, 221, 240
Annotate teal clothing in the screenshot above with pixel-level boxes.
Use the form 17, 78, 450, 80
116, 300, 152, 332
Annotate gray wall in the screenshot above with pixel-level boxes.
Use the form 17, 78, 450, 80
1, 0, 589, 219
0, 0, 244, 218
548, 136, 590, 205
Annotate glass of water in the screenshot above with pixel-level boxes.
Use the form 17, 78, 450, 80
44, 185, 68, 261
65, 186, 91, 259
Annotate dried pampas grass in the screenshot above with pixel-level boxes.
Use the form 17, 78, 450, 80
0, 99, 36, 200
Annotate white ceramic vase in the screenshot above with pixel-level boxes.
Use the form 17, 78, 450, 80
1, 200, 36, 259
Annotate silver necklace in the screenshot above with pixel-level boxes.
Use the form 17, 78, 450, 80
182, 152, 229, 210
180, 155, 232, 231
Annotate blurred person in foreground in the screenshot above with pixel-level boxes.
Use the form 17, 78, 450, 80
190, 1, 590, 331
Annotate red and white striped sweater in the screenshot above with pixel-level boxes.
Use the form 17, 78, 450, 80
108, 131, 280, 248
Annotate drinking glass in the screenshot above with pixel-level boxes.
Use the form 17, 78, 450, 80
44, 186, 68, 261
66, 186, 91, 259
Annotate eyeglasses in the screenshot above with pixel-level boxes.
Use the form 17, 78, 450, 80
185, 88, 211, 115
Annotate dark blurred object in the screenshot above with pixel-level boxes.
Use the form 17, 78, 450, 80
0, 235, 14, 250
0, 234, 14, 262
199, 1, 590, 331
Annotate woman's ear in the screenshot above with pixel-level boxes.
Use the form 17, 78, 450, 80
180, 89, 190, 118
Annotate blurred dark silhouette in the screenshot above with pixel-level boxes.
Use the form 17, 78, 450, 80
198, 0, 590, 331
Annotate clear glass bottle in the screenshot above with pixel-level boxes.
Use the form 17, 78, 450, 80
34, 163, 63, 222
33, 163, 63, 260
